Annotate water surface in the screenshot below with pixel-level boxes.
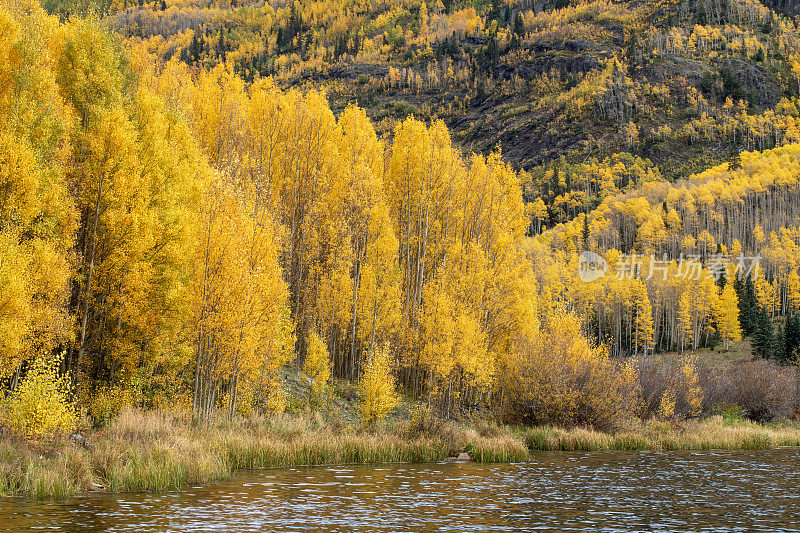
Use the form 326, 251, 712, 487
2, 449, 799, 532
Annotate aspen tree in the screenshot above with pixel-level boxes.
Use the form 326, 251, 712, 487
716, 282, 743, 351
359, 344, 399, 427
633, 281, 654, 356
304, 331, 331, 408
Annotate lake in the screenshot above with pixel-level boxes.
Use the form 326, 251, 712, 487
2, 449, 799, 532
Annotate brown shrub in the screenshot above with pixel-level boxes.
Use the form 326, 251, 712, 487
639, 357, 798, 422
701, 360, 798, 422
637, 357, 704, 420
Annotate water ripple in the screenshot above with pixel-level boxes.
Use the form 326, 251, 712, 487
1, 449, 800, 532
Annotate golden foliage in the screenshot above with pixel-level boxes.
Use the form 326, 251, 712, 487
359, 345, 399, 426
1, 354, 76, 441
497, 311, 640, 430
304, 332, 332, 408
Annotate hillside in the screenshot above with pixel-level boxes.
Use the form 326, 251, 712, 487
43, 0, 800, 187
529, 143, 800, 357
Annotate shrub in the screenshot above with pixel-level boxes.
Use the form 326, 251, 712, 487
264, 377, 287, 416
86, 385, 137, 427
1, 354, 76, 441
358, 345, 399, 427
496, 311, 640, 431
638, 357, 704, 420
408, 404, 444, 437
640, 358, 797, 422
702, 360, 797, 422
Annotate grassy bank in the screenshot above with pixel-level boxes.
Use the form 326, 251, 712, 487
2, 410, 799, 499
0, 408, 527, 499
521, 417, 800, 452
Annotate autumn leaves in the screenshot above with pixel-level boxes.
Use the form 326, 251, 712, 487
177, 64, 537, 418
0, 0, 542, 426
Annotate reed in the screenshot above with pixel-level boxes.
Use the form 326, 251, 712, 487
469, 436, 529, 462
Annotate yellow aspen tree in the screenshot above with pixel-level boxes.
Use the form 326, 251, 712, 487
679, 359, 703, 418
194, 174, 294, 421
788, 270, 800, 313
716, 282, 743, 351
755, 273, 775, 316
527, 197, 548, 234
633, 281, 654, 356
358, 345, 399, 427
0, 2, 74, 388
304, 331, 331, 408
677, 288, 694, 353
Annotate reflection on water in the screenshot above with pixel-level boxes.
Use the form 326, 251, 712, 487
2, 449, 800, 532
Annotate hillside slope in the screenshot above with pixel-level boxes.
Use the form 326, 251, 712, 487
50, 0, 799, 183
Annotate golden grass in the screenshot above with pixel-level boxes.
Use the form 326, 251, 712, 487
4, 410, 799, 499
522, 417, 800, 451
0, 408, 526, 498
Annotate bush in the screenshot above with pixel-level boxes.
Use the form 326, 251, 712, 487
85, 385, 137, 427
638, 357, 703, 420
702, 360, 797, 422
496, 311, 640, 431
408, 404, 444, 437
640, 358, 798, 422
1, 354, 76, 441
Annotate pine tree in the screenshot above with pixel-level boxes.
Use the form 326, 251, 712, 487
716, 267, 727, 290
729, 149, 742, 171
581, 213, 590, 251
736, 274, 757, 336
784, 313, 800, 363
514, 13, 524, 37
776, 324, 786, 362
752, 306, 776, 360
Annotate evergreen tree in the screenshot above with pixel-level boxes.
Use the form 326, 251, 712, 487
776, 324, 786, 362
514, 13, 524, 37
752, 306, 776, 359
736, 274, 757, 336
729, 149, 742, 171
784, 313, 800, 362
716, 267, 727, 290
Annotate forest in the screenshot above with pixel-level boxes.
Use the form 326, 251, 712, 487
1, 0, 800, 490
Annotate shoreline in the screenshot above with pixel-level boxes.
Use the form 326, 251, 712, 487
2, 410, 799, 499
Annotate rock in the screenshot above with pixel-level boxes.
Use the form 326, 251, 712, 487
69, 433, 93, 450
456, 452, 471, 461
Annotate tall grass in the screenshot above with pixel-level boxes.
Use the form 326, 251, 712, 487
4, 410, 799, 499
0, 409, 528, 498
522, 417, 800, 452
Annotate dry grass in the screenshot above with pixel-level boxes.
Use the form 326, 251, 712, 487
522, 417, 800, 451
5, 409, 799, 499
0, 408, 529, 498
